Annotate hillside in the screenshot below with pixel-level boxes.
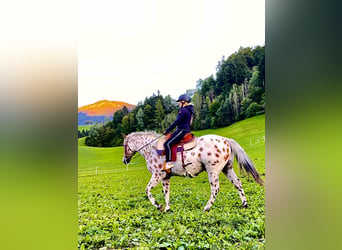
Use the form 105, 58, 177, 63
79, 114, 265, 164
78, 100, 135, 116
78, 114, 265, 249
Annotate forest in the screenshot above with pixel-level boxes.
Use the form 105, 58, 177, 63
85, 45, 265, 147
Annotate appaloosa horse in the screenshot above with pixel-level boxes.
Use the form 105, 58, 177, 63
122, 131, 264, 212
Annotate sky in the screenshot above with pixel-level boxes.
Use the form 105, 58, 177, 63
78, 0, 265, 107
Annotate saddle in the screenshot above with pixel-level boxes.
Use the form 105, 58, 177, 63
156, 133, 196, 161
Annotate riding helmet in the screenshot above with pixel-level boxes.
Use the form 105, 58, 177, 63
176, 94, 191, 102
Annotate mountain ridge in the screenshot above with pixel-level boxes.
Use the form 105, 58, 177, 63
78, 99, 135, 116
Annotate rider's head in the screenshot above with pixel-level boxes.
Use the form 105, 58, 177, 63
176, 94, 191, 107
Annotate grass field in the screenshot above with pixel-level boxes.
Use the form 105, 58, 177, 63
78, 114, 265, 249
78, 125, 92, 131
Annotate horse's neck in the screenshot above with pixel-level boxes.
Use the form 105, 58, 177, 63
134, 133, 158, 150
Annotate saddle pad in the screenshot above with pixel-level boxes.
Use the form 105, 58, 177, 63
156, 134, 197, 151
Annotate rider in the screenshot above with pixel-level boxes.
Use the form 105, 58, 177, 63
163, 94, 194, 170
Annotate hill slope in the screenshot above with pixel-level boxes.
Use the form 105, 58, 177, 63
78, 100, 135, 116
78, 100, 135, 125
78, 114, 265, 172
78, 114, 265, 249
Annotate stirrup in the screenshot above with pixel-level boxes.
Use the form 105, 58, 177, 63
163, 162, 173, 173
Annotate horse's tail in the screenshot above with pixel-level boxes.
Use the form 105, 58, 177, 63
228, 139, 264, 186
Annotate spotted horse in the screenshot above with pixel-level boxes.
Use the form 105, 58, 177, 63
122, 131, 264, 212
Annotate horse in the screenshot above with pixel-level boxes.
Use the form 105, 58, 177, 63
122, 131, 264, 212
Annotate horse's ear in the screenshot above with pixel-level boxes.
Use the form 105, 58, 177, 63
121, 133, 127, 139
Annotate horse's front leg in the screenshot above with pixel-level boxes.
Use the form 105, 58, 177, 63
162, 178, 171, 212
203, 171, 220, 212
145, 173, 163, 211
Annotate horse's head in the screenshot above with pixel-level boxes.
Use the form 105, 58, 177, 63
122, 133, 137, 164
122, 131, 160, 165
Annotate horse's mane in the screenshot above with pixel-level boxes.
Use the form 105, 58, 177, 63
130, 131, 161, 138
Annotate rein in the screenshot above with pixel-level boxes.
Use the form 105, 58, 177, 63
136, 134, 163, 152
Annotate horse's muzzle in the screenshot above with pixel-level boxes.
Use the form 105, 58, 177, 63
123, 157, 130, 164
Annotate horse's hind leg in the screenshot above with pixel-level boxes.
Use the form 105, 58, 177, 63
222, 164, 248, 208
203, 171, 220, 212
162, 178, 171, 212
146, 173, 163, 211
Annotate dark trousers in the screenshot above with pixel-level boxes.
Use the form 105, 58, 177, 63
164, 129, 189, 162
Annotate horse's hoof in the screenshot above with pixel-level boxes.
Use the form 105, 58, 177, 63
242, 202, 248, 209
164, 208, 170, 212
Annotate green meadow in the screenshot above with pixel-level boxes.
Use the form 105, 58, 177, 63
78, 115, 265, 249
79, 125, 92, 131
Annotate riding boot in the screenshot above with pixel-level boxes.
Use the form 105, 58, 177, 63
163, 162, 174, 173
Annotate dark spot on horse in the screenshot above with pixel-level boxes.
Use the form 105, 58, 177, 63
208, 161, 211, 164
222, 148, 226, 152
198, 153, 201, 157
210, 138, 213, 141
224, 154, 229, 161
200, 138, 204, 141
158, 164, 162, 168
224, 140, 227, 145
217, 149, 221, 154
215, 153, 220, 158
191, 152, 195, 156
154, 158, 157, 163
207, 152, 212, 156
199, 147, 203, 151
214, 145, 218, 149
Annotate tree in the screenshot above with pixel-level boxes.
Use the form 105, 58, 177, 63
253, 45, 265, 91
154, 99, 165, 132
102, 127, 115, 147
209, 100, 220, 117
113, 106, 129, 128
245, 102, 263, 118
163, 95, 175, 114
161, 112, 177, 132
85, 124, 101, 146
200, 103, 211, 129
191, 92, 203, 130
196, 79, 204, 90
143, 104, 154, 130
240, 97, 253, 119
136, 108, 145, 131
